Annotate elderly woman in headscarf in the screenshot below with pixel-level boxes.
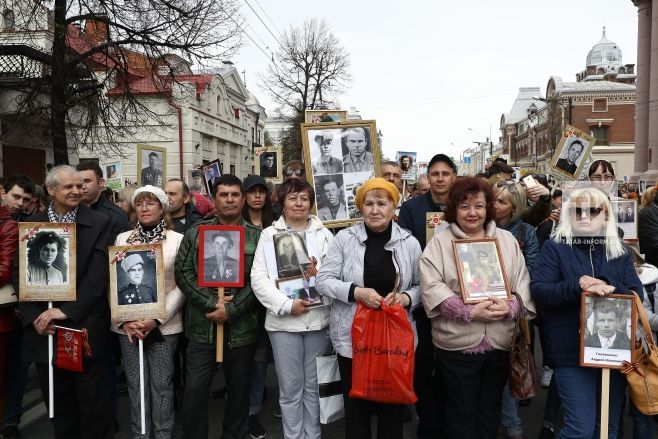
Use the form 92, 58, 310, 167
316, 177, 421, 439
111, 185, 185, 439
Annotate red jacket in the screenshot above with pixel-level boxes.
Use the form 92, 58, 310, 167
0, 206, 17, 288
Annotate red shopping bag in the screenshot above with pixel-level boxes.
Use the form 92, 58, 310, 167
350, 301, 418, 404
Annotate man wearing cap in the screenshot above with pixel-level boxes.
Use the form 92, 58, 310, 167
14, 165, 113, 438
175, 174, 264, 439
118, 254, 156, 305
203, 232, 239, 283
398, 153, 457, 439
312, 130, 343, 175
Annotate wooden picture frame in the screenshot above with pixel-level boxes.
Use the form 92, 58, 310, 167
254, 146, 283, 182
136, 144, 166, 187
198, 225, 245, 288
611, 199, 638, 241
276, 275, 323, 307
19, 223, 77, 302
109, 244, 166, 322
302, 120, 381, 228
580, 292, 635, 369
452, 238, 511, 304
548, 125, 595, 181
304, 109, 348, 124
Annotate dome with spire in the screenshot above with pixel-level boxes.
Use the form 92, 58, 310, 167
586, 27, 623, 74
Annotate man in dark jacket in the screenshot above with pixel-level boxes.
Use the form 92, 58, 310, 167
76, 161, 130, 244
15, 165, 113, 438
165, 179, 203, 234
1, 175, 34, 220
639, 194, 658, 267
175, 174, 263, 439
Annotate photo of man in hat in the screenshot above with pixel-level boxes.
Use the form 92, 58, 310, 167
118, 253, 156, 305
203, 231, 239, 283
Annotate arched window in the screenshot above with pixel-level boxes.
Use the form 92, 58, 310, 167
216, 95, 222, 114
3, 10, 15, 31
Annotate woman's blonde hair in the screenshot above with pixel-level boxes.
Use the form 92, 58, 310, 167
492, 181, 527, 223
133, 191, 173, 230
640, 187, 656, 210
552, 187, 625, 260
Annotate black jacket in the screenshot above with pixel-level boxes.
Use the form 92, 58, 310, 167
16, 205, 111, 363
639, 202, 658, 267
171, 202, 203, 235
91, 194, 130, 245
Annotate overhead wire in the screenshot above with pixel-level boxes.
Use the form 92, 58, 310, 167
251, 0, 282, 35
242, 0, 285, 50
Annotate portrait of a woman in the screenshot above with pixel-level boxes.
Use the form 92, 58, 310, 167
27, 231, 67, 285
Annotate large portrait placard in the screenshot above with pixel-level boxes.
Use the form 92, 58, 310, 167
109, 244, 166, 322
19, 223, 77, 302
198, 225, 245, 288
136, 144, 166, 187
580, 293, 635, 369
452, 238, 511, 304
548, 126, 595, 181
302, 120, 380, 228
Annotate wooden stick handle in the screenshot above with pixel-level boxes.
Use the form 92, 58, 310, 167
600, 368, 610, 439
216, 287, 224, 363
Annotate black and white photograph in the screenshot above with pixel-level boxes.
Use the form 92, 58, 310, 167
302, 120, 381, 227
452, 238, 510, 303
254, 146, 283, 182
109, 244, 166, 322
580, 293, 635, 369
273, 231, 311, 279
310, 130, 344, 175
198, 225, 245, 287
396, 151, 417, 181
314, 174, 348, 222
203, 160, 222, 195
276, 275, 323, 306
612, 199, 638, 240
19, 223, 77, 302
137, 144, 166, 187
639, 180, 648, 196
187, 169, 209, 196
549, 126, 595, 180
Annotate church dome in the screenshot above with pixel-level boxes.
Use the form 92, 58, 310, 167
586, 27, 623, 74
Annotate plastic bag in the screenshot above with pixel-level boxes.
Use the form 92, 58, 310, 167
350, 301, 418, 404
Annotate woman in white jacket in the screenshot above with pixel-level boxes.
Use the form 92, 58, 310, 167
111, 185, 185, 439
251, 178, 333, 439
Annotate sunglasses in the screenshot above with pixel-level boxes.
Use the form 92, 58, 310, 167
495, 180, 519, 193
283, 168, 304, 177
572, 206, 604, 219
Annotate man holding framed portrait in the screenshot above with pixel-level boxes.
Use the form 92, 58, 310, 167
15, 165, 114, 438
174, 174, 263, 439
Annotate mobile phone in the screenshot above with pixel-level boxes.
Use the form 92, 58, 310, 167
523, 175, 538, 188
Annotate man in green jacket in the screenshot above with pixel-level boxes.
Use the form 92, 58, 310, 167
175, 174, 264, 439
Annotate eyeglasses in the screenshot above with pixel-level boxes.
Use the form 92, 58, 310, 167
135, 201, 160, 210
495, 180, 519, 193
572, 206, 604, 219
589, 174, 616, 182
283, 168, 304, 177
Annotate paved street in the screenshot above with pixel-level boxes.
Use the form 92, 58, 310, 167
19, 347, 637, 439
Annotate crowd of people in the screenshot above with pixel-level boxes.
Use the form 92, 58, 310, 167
0, 154, 655, 439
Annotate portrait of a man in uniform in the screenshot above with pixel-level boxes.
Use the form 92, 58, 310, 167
203, 232, 239, 283
118, 253, 156, 305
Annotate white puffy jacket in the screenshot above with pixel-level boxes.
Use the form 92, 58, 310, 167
251, 215, 333, 332
315, 221, 422, 358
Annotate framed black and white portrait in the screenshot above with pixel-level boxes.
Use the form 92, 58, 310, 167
273, 232, 311, 279
109, 244, 166, 322
580, 293, 635, 369
19, 223, 77, 302
137, 144, 166, 187
203, 160, 222, 196
611, 199, 638, 241
254, 146, 282, 182
452, 238, 511, 304
549, 126, 595, 181
276, 275, 323, 306
198, 225, 245, 288
396, 151, 417, 181
187, 168, 209, 196
302, 120, 381, 228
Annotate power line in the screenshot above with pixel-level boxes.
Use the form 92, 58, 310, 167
218, 4, 271, 60
244, 21, 270, 49
243, 0, 284, 50
251, 0, 282, 35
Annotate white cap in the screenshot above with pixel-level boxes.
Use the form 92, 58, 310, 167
131, 185, 169, 212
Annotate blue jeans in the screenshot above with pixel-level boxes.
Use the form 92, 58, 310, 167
500, 384, 523, 437
554, 367, 626, 439
543, 377, 561, 429
629, 399, 655, 439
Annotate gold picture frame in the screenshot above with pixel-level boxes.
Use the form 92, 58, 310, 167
548, 125, 595, 181
301, 120, 381, 228
304, 110, 348, 124
109, 244, 166, 322
19, 222, 77, 302
137, 144, 167, 187
254, 146, 283, 183
452, 238, 511, 304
